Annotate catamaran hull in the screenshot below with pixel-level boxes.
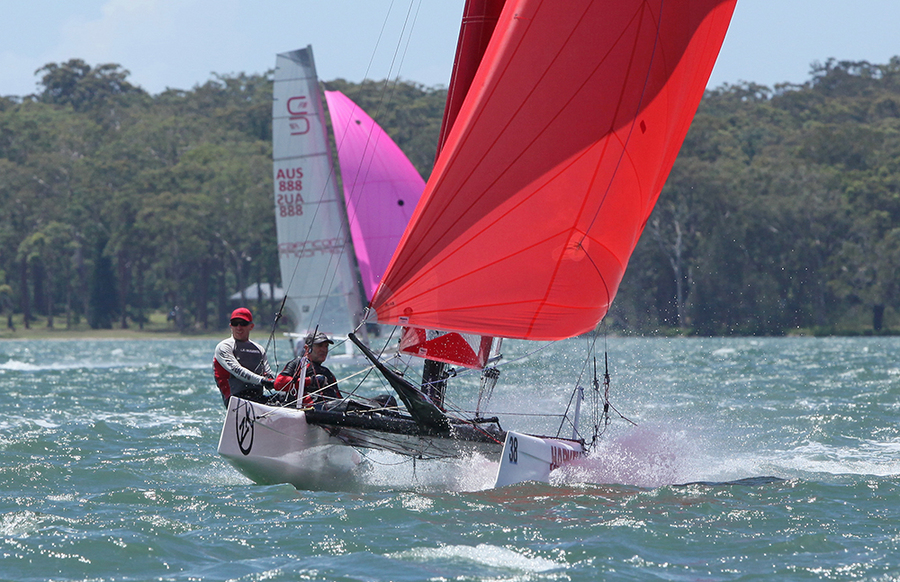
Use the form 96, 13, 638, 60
218, 398, 584, 490
495, 431, 586, 488
217, 397, 362, 490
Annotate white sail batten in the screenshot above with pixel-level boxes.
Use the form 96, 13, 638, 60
273, 47, 364, 337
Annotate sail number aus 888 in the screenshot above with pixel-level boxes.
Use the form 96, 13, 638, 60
276, 167, 304, 217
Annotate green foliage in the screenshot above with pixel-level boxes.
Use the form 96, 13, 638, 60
612, 58, 900, 335
36, 59, 144, 112
2, 56, 900, 335
88, 237, 117, 329
0, 60, 280, 331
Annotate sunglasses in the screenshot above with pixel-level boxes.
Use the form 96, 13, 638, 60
230, 319, 251, 327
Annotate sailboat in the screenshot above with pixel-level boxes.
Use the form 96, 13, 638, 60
218, 0, 737, 490
271, 46, 424, 349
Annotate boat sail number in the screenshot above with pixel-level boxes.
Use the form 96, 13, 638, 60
508, 436, 518, 463
276, 167, 304, 217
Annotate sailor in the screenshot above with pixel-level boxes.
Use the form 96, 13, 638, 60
273, 331, 342, 405
213, 307, 275, 407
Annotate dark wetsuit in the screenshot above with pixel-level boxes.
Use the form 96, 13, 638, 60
213, 337, 273, 407
277, 357, 341, 402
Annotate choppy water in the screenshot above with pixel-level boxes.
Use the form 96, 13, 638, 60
1, 336, 899, 581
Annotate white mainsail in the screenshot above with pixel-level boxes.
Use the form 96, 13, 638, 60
273, 47, 364, 337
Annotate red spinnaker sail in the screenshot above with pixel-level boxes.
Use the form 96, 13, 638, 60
399, 327, 494, 369
371, 0, 736, 340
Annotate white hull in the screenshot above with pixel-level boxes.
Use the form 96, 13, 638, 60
495, 431, 585, 488
218, 397, 585, 490
217, 397, 362, 490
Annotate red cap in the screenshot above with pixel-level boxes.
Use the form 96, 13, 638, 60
230, 307, 253, 322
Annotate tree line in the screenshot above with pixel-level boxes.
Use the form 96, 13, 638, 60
0, 60, 446, 332
1, 57, 898, 335
612, 57, 900, 335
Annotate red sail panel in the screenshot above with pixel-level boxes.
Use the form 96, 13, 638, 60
399, 327, 494, 369
371, 0, 736, 340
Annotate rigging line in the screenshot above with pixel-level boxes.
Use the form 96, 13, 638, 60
456, 410, 568, 419
607, 400, 637, 426
555, 382, 582, 438
318, 365, 379, 404
261, 292, 292, 368
460, 410, 566, 418
316, 0, 424, 335
573, 329, 602, 388
362, 0, 400, 81
555, 329, 611, 440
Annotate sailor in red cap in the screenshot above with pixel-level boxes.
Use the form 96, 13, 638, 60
213, 307, 275, 407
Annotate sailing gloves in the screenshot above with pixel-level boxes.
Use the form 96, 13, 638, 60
306, 375, 327, 387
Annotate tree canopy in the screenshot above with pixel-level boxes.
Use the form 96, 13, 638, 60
1, 57, 899, 335
612, 57, 900, 335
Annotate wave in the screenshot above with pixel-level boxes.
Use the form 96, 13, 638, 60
391, 543, 561, 573
0, 359, 210, 372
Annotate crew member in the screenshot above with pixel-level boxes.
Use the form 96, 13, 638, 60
274, 331, 341, 405
213, 307, 275, 407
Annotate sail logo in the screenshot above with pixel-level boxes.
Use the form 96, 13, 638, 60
550, 445, 580, 471
279, 238, 346, 258
286, 96, 310, 135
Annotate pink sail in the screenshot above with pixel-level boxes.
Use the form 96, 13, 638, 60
371, 0, 737, 341
324, 90, 425, 301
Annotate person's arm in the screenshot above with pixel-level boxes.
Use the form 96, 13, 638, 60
274, 357, 302, 392
311, 366, 341, 398
326, 370, 342, 398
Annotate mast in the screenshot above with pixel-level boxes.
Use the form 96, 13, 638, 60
436, 0, 506, 156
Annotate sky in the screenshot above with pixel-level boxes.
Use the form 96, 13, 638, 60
2, 0, 900, 98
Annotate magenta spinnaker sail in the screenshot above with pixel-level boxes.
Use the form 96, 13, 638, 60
324, 90, 425, 301
372, 0, 737, 341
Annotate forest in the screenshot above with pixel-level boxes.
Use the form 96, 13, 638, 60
0, 57, 899, 335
